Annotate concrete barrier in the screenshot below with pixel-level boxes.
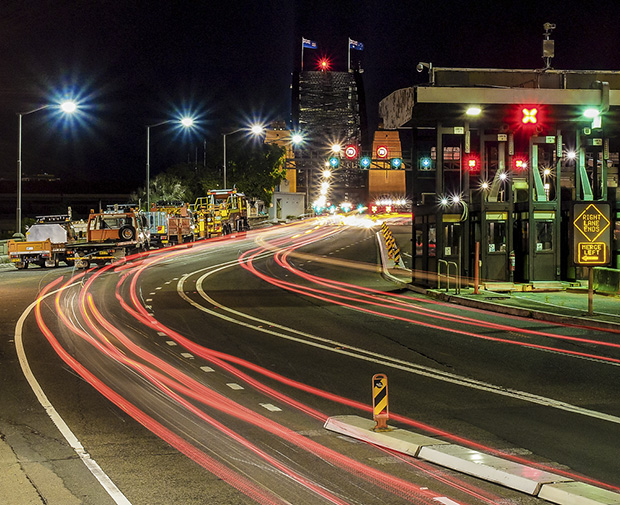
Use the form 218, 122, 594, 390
324, 415, 620, 505
539, 481, 620, 505
594, 267, 620, 295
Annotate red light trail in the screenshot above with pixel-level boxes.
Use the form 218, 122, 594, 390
29, 219, 620, 502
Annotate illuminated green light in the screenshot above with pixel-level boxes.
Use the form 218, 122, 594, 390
583, 108, 600, 119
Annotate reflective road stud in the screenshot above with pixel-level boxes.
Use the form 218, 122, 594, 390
372, 373, 391, 431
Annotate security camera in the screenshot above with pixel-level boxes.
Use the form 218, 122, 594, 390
417, 62, 430, 72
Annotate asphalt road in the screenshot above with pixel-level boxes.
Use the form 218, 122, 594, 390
3, 214, 620, 504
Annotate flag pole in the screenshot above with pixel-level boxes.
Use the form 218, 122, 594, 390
301, 37, 304, 71
347, 38, 351, 72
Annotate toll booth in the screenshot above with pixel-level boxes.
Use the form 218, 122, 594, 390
379, 67, 620, 287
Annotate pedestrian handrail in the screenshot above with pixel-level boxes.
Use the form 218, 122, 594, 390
438, 259, 460, 293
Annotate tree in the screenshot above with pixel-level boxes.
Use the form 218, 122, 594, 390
132, 163, 199, 207
227, 143, 286, 204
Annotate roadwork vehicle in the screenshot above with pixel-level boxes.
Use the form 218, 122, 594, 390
192, 188, 249, 238
147, 203, 195, 247
8, 215, 74, 269
66, 206, 150, 269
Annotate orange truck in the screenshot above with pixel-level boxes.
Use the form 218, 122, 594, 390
65, 206, 150, 269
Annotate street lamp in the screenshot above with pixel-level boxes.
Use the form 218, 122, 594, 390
222, 124, 264, 189
146, 116, 194, 210
17, 100, 78, 234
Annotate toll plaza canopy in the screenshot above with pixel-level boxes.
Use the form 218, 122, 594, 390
379, 68, 620, 129
378, 67, 620, 286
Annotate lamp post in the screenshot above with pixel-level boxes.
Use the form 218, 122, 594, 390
17, 101, 77, 234
146, 116, 194, 210
222, 124, 264, 189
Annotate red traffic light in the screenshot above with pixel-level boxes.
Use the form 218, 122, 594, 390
464, 154, 480, 172
522, 107, 538, 124
513, 156, 528, 170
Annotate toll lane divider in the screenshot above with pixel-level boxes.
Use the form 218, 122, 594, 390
324, 415, 620, 505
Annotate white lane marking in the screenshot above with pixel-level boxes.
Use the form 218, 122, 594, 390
226, 383, 244, 390
200, 366, 215, 373
260, 403, 282, 412
155, 287, 162, 290
149, 292, 156, 295
145, 298, 152, 302
157, 331, 167, 337
180, 352, 194, 359
15, 291, 133, 505
165, 281, 171, 285
166, 341, 177, 346
176, 262, 620, 427
434, 498, 460, 505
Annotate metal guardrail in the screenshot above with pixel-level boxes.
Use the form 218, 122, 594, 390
438, 259, 460, 294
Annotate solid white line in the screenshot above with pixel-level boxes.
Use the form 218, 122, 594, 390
178, 255, 620, 427
15, 292, 133, 505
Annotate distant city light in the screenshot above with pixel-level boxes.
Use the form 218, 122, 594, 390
566, 150, 577, 160
292, 133, 303, 144
180, 117, 194, 127
331, 143, 342, 153
322, 169, 332, 178
466, 106, 481, 116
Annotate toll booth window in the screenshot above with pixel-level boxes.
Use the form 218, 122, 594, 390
535, 221, 553, 251
415, 229, 423, 256
487, 221, 507, 253
428, 225, 436, 257
443, 223, 461, 256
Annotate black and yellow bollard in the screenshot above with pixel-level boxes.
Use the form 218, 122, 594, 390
372, 374, 391, 432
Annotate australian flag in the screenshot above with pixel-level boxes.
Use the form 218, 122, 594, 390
349, 39, 364, 51
302, 38, 317, 49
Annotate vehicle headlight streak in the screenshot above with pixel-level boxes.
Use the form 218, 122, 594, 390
31, 219, 620, 499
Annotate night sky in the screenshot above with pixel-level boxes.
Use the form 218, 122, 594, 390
0, 0, 618, 192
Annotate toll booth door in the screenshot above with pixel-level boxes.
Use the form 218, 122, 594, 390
532, 219, 556, 281
484, 220, 508, 281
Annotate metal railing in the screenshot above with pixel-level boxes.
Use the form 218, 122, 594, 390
438, 259, 460, 294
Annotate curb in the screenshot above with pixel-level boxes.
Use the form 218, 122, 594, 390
374, 224, 620, 331
423, 289, 620, 331
325, 415, 620, 505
